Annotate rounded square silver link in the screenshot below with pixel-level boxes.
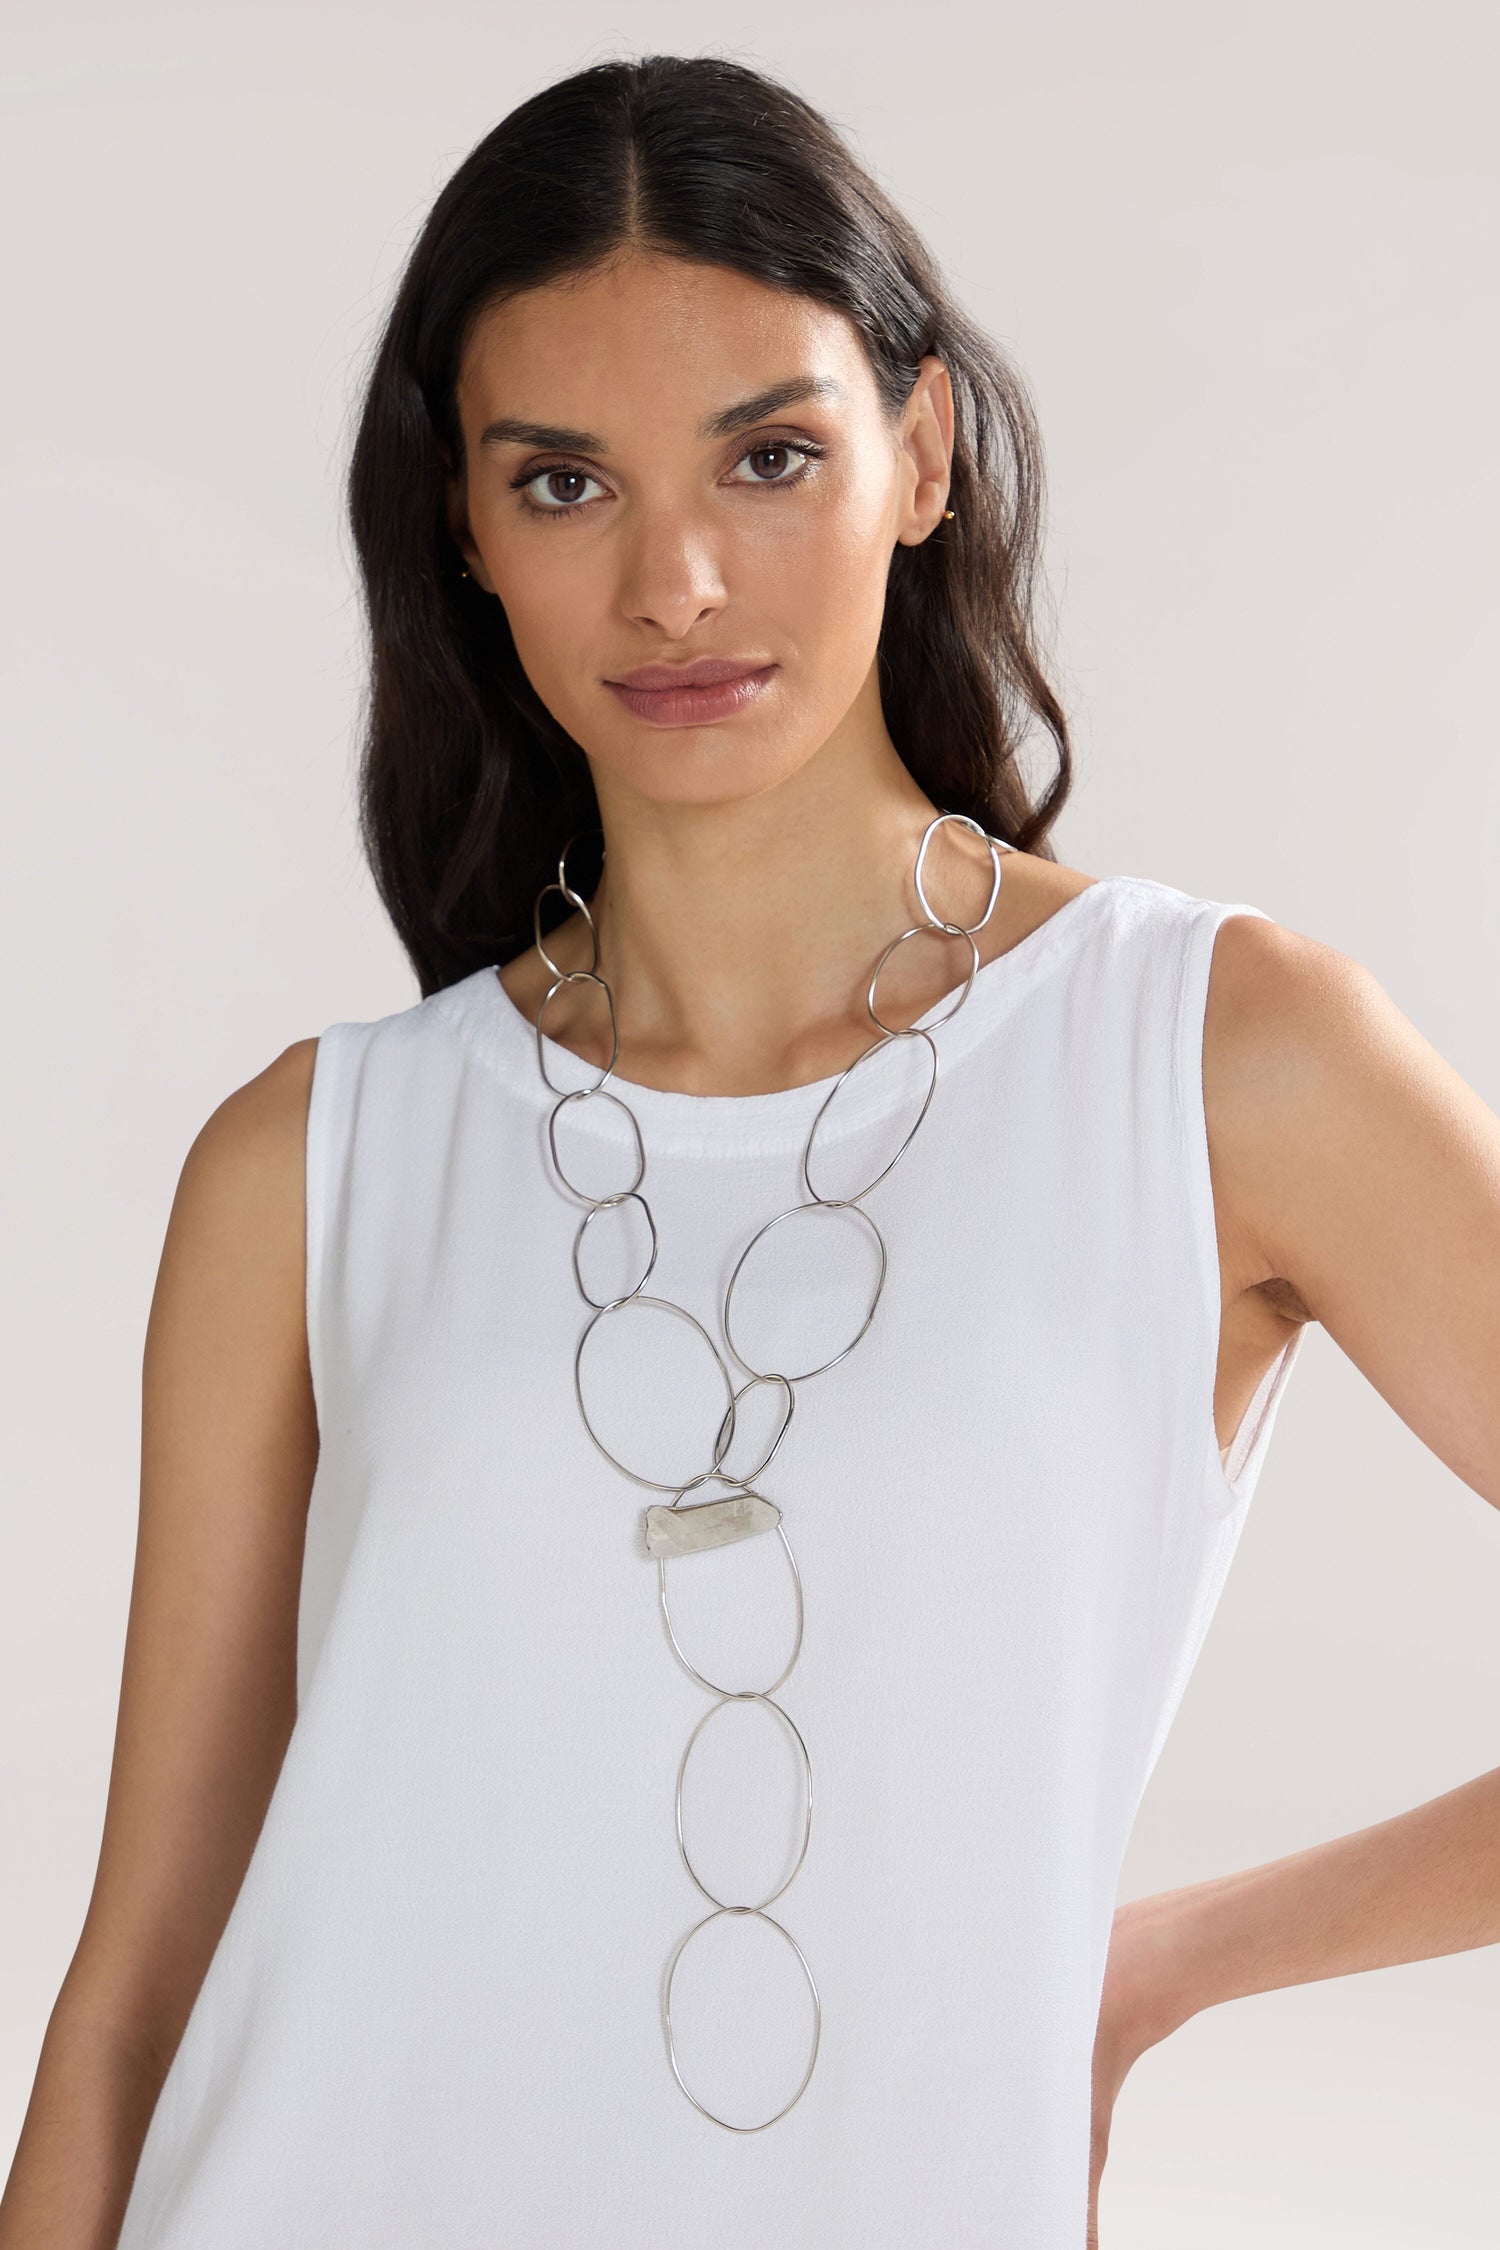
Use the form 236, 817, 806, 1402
529, 811, 1007, 2129
675, 1690, 813, 1910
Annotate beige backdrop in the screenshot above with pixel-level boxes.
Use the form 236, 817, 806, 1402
2, 3, 1496, 2240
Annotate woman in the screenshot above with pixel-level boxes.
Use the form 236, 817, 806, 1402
3, 52, 1497, 2250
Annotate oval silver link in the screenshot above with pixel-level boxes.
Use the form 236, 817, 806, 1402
658, 1499, 806, 1700
713, 1372, 796, 1485
573, 1295, 738, 1493
801, 1025, 939, 1207
556, 824, 606, 912
913, 809, 1004, 936
527, 807, 999, 2128
721, 1199, 889, 1383
572, 1189, 659, 1310
675, 1690, 813, 1909
533, 879, 599, 981
663, 1906, 822, 2134
534, 827, 605, 977
536, 968, 618, 1097
545, 1084, 645, 1203
866, 923, 980, 1036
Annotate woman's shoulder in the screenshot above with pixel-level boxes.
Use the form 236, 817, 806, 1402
987, 849, 1250, 965
204, 1036, 320, 1150
168, 1040, 321, 1267
1198, 891, 1386, 1326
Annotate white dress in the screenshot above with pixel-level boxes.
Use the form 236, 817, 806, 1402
117, 871, 1304, 2248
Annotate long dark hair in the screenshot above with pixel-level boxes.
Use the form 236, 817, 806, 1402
347, 53, 1073, 999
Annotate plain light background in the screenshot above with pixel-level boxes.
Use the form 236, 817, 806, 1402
2, 2, 1496, 2241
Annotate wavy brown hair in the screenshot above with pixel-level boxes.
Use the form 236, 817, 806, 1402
347, 52, 1072, 998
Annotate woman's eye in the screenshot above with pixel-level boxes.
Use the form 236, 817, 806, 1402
517, 465, 606, 514
728, 442, 817, 487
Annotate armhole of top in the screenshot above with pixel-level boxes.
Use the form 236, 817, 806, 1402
1173, 899, 1303, 1513
303, 1020, 351, 1441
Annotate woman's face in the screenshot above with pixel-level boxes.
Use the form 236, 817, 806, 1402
446, 249, 952, 809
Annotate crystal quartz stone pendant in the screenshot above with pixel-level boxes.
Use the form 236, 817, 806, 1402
642, 1489, 782, 1557
527, 810, 1011, 2129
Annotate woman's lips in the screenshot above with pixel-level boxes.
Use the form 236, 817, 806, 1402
605, 665, 778, 727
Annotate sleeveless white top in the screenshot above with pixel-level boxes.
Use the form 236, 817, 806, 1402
117, 872, 1304, 2249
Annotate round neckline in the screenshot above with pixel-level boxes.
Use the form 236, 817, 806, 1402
441, 875, 1121, 1155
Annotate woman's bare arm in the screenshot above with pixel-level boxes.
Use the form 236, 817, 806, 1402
1124, 915, 1500, 2012
1089, 918, 1500, 2235
0, 1037, 320, 2250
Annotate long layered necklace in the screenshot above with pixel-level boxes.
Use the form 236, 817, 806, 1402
525, 809, 1011, 2131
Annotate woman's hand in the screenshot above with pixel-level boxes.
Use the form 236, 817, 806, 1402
1087, 1895, 1193, 2247
1087, 1747, 1500, 2245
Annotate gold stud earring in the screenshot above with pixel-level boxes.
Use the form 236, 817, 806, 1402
943, 509, 955, 520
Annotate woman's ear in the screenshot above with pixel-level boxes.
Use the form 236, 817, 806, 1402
895, 355, 955, 548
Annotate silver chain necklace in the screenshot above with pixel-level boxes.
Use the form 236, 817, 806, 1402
525, 809, 1011, 2132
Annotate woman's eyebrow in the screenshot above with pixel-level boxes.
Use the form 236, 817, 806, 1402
477, 375, 846, 455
